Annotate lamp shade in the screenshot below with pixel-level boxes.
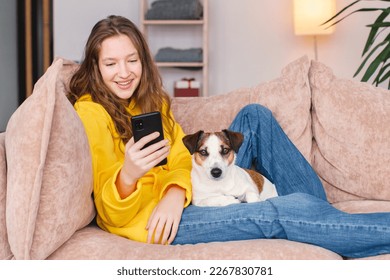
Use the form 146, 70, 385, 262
293, 0, 336, 35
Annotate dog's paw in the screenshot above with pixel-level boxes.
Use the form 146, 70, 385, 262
194, 196, 241, 207
245, 192, 261, 203
216, 196, 241, 206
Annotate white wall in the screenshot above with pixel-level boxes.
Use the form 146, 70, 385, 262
54, 0, 388, 96
54, 0, 139, 61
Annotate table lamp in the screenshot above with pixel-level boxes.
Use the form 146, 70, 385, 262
293, 0, 336, 60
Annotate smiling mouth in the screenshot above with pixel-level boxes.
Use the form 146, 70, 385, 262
116, 80, 132, 89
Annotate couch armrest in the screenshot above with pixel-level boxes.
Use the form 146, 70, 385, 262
0, 132, 13, 259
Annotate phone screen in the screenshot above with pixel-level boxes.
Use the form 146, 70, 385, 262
131, 111, 167, 166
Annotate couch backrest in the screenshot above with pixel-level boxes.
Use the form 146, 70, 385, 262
309, 60, 390, 203
173, 56, 390, 204
0, 132, 13, 259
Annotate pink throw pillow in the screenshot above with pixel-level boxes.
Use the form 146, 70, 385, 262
5, 59, 95, 259
0, 133, 13, 259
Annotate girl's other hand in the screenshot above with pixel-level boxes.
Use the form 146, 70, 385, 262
146, 185, 185, 245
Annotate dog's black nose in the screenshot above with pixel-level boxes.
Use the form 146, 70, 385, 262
211, 168, 222, 178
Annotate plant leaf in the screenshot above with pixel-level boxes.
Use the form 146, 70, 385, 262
358, 40, 390, 82
354, 39, 388, 76
321, 0, 361, 26
367, 22, 390, 28
324, 8, 384, 29
323, 0, 390, 88
363, 8, 390, 55
375, 62, 390, 83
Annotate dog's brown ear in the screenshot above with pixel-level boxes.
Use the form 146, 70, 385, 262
182, 130, 204, 155
222, 129, 244, 153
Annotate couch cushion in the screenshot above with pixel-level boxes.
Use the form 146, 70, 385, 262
5, 59, 95, 259
0, 133, 13, 259
310, 60, 390, 203
172, 56, 313, 161
48, 225, 342, 260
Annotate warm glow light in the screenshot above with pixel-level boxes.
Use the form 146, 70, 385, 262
293, 0, 336, 35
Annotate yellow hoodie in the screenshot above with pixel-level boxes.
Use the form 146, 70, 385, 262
74, 94, 192, 243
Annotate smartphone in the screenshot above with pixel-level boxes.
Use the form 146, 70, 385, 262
131, 111, 167, 166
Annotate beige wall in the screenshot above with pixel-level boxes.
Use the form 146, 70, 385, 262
54, 0, 388, 95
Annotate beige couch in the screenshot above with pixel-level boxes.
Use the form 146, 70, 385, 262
1, 56, 389, 260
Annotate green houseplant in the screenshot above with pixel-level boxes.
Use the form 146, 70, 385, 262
323, 0, 390, 89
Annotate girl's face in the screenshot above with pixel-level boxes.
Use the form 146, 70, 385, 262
98, 34, 142, 100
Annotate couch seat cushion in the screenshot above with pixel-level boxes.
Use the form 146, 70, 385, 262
48, 225, 341, 260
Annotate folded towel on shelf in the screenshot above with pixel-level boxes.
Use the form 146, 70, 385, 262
155, 47, 203, 63
146, 0, 203, 20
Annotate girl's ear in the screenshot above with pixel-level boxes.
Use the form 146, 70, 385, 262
222, 129, 244, 153
182, 130, 204, 155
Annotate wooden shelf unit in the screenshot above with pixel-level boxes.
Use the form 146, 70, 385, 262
140, 0, 208, 96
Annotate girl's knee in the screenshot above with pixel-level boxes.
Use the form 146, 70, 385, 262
239, 104, 272, 119
230, 103, 274, 135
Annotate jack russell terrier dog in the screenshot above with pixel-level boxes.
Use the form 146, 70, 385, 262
182, 129, 278, 207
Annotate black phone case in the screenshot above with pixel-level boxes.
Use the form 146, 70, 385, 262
131, 111, 167, 166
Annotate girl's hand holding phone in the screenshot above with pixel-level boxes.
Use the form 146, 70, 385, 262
116, 132, 170, 199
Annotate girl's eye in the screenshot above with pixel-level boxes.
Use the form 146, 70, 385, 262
221, 148, 230, 155
198, 149, 208, 156
105, 63, 115, 67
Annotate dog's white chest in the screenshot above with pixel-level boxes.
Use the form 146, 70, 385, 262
191, 163, 264, 206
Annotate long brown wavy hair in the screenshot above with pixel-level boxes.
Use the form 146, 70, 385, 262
67, 15, 173, 144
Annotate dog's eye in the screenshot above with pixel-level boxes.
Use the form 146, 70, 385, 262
221, 148, 231, 155
198, 149, 208, 156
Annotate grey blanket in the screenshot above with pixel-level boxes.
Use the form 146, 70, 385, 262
146, 0, 203, 20
155, 47, 203, 63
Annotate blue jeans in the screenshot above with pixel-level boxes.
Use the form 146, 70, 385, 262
172, 104, 390, 258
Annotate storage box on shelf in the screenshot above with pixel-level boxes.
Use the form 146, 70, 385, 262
174, 78, 200, 97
